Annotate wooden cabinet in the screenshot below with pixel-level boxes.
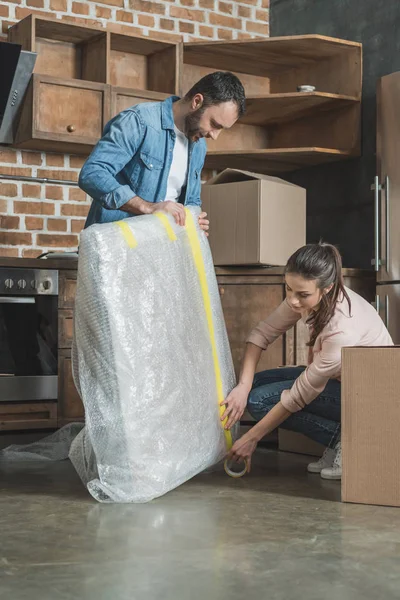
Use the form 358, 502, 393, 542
58, 349, 83, 426
111, 88, 169, 119
183, 36, 362, 174
0, 403, 57, 431
58, 270, 83, 426
15, 75, 110, 154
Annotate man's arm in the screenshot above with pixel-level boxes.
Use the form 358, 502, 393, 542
79, 111, 145, 211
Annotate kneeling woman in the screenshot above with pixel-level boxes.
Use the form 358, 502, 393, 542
223, 243, 393, 480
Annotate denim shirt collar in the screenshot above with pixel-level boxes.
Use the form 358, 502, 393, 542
161, 96, 180, 131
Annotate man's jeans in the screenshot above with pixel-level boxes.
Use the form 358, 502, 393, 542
247, 367, 341, 448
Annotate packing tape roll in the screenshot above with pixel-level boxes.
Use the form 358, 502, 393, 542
224, 458, 248, 479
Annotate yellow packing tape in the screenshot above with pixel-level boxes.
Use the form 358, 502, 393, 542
184, 208, 233, 451
116, 220, 138, 249
155, 212, 177, 241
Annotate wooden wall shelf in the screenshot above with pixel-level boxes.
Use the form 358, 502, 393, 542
8, 16, 362, 170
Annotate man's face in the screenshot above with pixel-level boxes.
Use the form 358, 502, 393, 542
184, 96, 239, 142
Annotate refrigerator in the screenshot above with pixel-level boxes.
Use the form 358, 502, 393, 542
374, 71, 400, 343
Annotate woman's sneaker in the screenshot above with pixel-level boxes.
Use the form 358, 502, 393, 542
321, 442, 342, 480
307, 447, 336, 474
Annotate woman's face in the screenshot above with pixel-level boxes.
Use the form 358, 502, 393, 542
285, 273, 329, 313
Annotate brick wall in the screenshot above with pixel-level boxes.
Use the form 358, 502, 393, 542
0, 0, 269, 258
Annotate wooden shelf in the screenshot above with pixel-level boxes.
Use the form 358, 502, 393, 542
241, 92, 359, 126
204, 148, 356, 174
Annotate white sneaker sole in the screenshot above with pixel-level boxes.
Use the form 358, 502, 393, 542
320, 471, 341, 480
307, 465, 323, 474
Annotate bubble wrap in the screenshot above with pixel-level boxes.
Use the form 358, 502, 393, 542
68, 206, 237, 503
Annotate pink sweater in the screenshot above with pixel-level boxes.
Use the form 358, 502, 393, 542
247, 287, 393, 413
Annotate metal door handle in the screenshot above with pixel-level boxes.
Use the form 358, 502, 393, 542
385, 294, 389, 329
0, 296, 35, 304
371, 176, 382, 272
385, 175, 390, 273
375, 294, 380, 315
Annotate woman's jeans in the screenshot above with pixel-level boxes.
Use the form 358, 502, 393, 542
247, 367, 341, 449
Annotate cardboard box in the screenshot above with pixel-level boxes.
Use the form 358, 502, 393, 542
278, 429, 325, 457
201, 169, 306, 266
342, 347, 400, 507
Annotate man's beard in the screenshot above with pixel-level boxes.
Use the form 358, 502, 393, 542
184, 107, 205, 140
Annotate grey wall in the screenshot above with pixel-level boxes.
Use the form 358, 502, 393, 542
270, 0, 400, 268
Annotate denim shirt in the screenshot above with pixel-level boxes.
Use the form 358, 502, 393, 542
80, 96, 207, 227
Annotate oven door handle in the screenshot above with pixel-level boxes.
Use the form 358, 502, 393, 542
0, 296, 35, 304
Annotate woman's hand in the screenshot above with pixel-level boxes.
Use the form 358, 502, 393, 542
220, 383, 250, 430
198, 212, 209, 236
226, 432, 258, 473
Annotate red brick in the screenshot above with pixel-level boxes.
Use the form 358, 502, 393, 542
37, 233, 78, 248
95, 0, 123, 6
117, 10, 134, 23
0, 5, 9, 17
72, 2, 89, 14
236, 0, 258, 4
138, 14, 154, 27
256, 8, 269, 20
238, 5, 251, 18
61, 15, 101, 27
1, 232, 32, 246
45, 185, 64, 200
218, 1, 232, 13
96, 5, 112, 18
0, 148, 17, 163
218, 28, 233, 39
246, 21, 269, 35
48, 218, 68, 232
14, 202, 55, 215
37, 169, 78, 181
129, 0, 165, 14
0, 166, 31, 177
0, 216, 20, 229
209, 13, 241, 28
15, 7, 45, 18
0, 183, 18, 197
61, 204, 89, 217
198, 0, 214, 8
22, 248, 44, 258
69, 155, 87, 168
179, 21, 195, 34
170, 6, 204, 21
21, 151, 42, 166
46, 154, 65, 167
50, 0, 67, 10
237, 32, 253, 39
0, 248, 20, 257
68, 188, 87, 202
25, 216, 44, 230
22, 184, 41, 199
261, 0, 269, 7
199, 25, 214, 37
26, 0, 44, 7
180, 0, 195, 5
0, 200, 7, 213
71, 219, 86, 233
107, 22, 145, 36
160, 18, 175, 31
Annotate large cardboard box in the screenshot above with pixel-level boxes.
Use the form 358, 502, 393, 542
342, 347, 400, 507
201, 169, 306, 266
278, 430, 325, 457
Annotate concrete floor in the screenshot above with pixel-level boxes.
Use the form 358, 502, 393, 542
0, 449, 399, 600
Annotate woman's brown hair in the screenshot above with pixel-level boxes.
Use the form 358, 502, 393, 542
285, 242, 351, 347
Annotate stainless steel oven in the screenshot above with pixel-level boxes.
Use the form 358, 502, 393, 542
0, 268, 58, 402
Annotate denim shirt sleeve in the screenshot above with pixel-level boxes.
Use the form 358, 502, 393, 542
79, 110, 144, 210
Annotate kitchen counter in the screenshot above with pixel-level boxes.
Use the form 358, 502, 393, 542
0, 257, 376, 278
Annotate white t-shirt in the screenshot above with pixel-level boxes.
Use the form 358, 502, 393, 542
165, 125, 189, 202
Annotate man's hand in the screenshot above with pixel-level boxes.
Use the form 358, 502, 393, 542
152, 201, 186, 226
198, 212, 209, 236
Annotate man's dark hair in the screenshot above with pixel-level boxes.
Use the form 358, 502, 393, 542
184, 71, 246, 118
